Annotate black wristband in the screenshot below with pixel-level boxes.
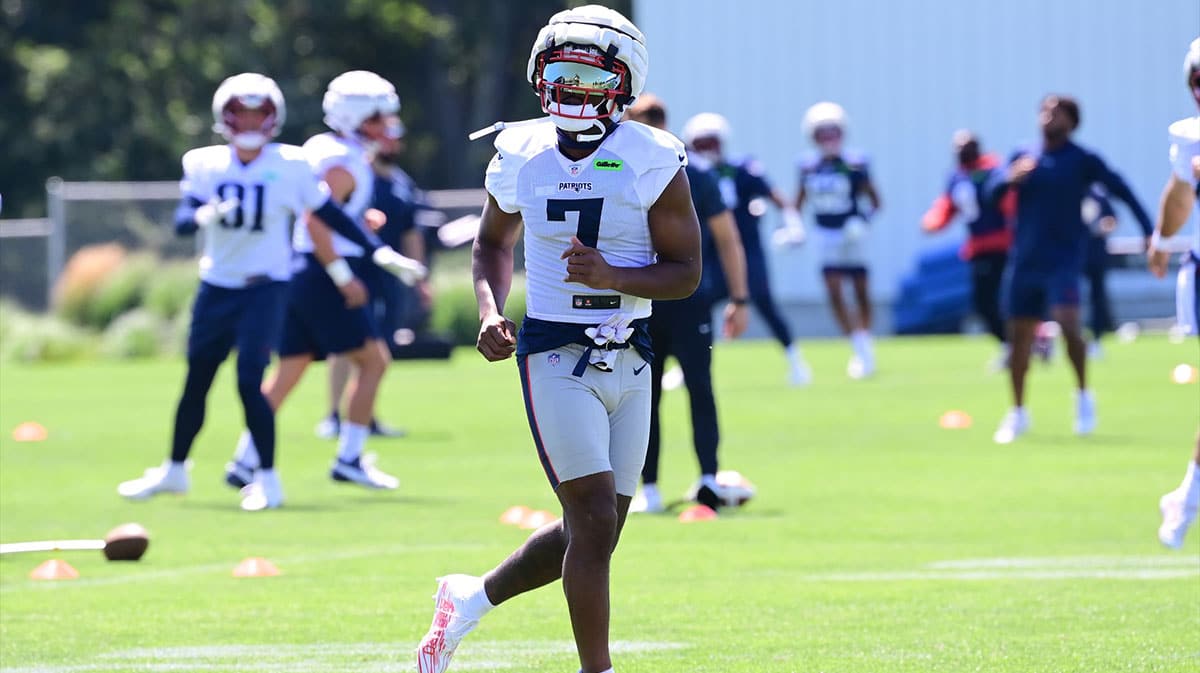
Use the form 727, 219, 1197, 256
730, 297, 749, 306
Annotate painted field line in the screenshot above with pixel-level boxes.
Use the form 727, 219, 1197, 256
0, 542, 486, 594
801, 568, 1198, 582
927, 555, 1200, 569
0, 640, 688, 673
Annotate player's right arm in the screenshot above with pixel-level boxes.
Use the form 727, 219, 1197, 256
473, 193, 523, 361
708, 209, 749, 338
309, 165, 367, 308
1150, 172, 1197, 278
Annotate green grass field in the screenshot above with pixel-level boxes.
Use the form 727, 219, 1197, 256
1, 335, 1197, 673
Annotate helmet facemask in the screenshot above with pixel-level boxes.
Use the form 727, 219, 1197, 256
535, 43, 631, 141
221, 96, 278, 151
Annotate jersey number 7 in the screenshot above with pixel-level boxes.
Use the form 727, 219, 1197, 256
215, 183, 266, 232
547, 198, 604, 248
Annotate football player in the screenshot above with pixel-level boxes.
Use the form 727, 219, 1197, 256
1149, 37, 1200, 549
922, 130, 1014, 369
1080, 183, 1122, 358
416, 7, 700, 673
624, 93, 750, 515
225, 71, 426, 506
116, 73, 417, 509
796, 102, 882, 379
990, 95, 1152, 444
681, 112, 812, 385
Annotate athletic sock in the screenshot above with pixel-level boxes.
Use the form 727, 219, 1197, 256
1182, 461, 1200, 506
234, 430, 260, 469
336, 422, 370, 463
700, 474, 719, 492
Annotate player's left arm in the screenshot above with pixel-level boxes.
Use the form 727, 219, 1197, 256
858, 163, 882, 216
562, 168, 701, 300
1149, 173, 1197, 278
1089, 154, 1153, 237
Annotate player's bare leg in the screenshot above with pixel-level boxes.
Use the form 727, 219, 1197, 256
316, 353, 354, 438
848, 272, 876, 377
1052, 305, 1095, 435
263, 354, 313, 411
995, 318, 1037, 443
822, 273, 853, 334
851, 272, 872, 331
330, 340, 397, 488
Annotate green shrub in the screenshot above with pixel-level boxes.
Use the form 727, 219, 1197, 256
143, 260, 198, 320
0, 311, 94, 363
100, 309, 166, 359
430, 272, 526, 346
85, 253, 158, 329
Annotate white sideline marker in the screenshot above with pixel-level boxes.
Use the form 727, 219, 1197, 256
0, 540, 105, 555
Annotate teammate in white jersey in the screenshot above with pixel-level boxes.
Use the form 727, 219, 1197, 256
1148, 37, 1200, 549
416, 7, 700, 673
226, 71, 423, 502
117, 73, 412, 510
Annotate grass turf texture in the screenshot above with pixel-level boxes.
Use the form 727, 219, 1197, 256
1, 335, 1197, 672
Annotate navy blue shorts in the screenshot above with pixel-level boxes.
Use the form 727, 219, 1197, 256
187, 280, 288, 368
1004, 267, 1082, 319
278, 254, 379, 360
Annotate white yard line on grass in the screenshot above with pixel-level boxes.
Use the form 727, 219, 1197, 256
0, 640, 689, 673
799, 554, 1200, 582
0, 542, 487, 594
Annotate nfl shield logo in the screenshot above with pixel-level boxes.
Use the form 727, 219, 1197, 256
547, 353, 561, 367
568, 164, 582, 176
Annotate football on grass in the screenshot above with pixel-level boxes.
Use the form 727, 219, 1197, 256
713, 470, 756, 507
103, 522, 149, 561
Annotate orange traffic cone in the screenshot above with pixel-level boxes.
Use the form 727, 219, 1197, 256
11, 422, 48, 442
232, 557, 280, 578
678, 504, 718, 523
518, 509, 555, 530
30, 559, 79, 580
499, 505, 532, 526
939, 410, 973, 429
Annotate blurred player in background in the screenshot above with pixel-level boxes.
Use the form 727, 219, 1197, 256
416, 7, 700, 673
922, 130, 1014, 369
796, 102, 882, 379
117, 73, 414, 509
990, 95, 1153, 444
1080, 183, 1122, 358
313, 116, 429, 440
1148, 37, 1200, 550
624, 93, 750, 515
681, 112, 811, 385
225, 71, 426, 506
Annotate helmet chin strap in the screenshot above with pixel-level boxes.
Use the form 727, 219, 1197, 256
556, 120, 613, 152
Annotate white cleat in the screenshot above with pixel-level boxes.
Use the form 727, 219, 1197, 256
240, 470, 284, 511
789, 362, 812, 386
117, 461, 190, 499
630, 487, 665, 514
661, 365, 685, 391
846, 356, 874, 380
314, 414, 340, 440
1158, 489, 1198, 550
1074, 392, 1097, 436
417, 575, 485, 673
330, 454, 399, 490
993, 409, 1030, 444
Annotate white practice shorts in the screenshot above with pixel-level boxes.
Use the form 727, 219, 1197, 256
816, 223, 869, 272
518, 343, 651, 496
1178, 259, 1198, 336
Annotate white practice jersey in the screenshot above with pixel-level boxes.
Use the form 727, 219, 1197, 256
1168, 116, 1200, 256
180, 143, 329, 288
486, 120, 686, 324
292, 132, 375, 257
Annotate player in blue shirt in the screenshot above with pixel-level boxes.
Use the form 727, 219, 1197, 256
990, 95, 1153, 444
1080, 183, 1126, 358
681, 113, 811, 385
796, 102, 882, 379
625, 94, 750, 515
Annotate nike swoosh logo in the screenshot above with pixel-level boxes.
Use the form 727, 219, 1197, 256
678, 154, 686, 163
633, 363, 648, 375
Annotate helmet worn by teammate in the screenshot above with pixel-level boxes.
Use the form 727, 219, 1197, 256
211, 73, 285, 151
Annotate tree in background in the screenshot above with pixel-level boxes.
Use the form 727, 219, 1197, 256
0, 0, 630, 218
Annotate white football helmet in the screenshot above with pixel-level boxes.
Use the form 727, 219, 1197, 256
527, 4, 649, 136
803, 101, 848, 155
1185, 37, 1200, 107
322, 70, 400, 139
681, 113, 731, 148
211, 73, 285, 151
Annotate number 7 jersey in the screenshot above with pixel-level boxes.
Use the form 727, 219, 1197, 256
486, 119, 686, 324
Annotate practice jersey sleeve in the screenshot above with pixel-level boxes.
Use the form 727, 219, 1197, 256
486, 125, 555, 214
1085, 150, 1153, 236
616, 122, 687, 210
691, 166, 726, 221
1168, 118, 1200, 186
179, 147, 217, 202
279, 145, 332, 212
741, 158, 772, 200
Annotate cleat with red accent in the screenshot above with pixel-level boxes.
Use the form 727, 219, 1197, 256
416, 574, 485, 673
